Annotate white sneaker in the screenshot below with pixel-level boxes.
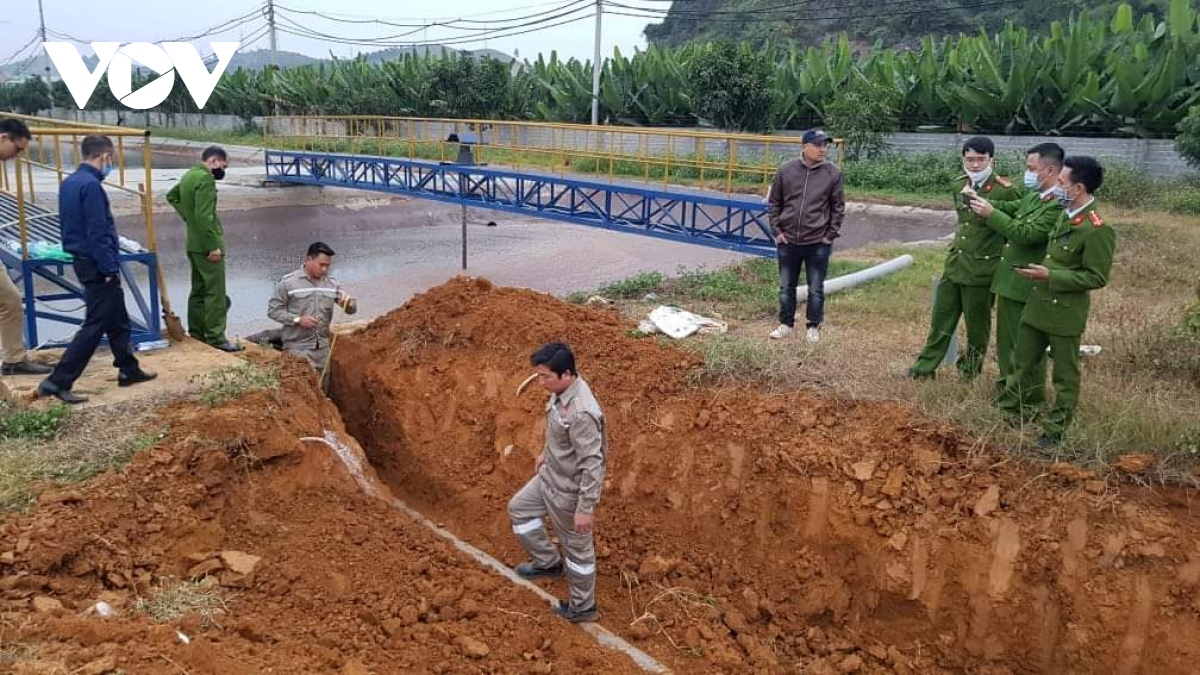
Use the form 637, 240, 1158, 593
769, 325, 794, 339
804, 327, 821, 343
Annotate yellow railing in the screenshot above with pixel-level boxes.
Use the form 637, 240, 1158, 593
263, 116, 844, 194
0, 113, 156, 261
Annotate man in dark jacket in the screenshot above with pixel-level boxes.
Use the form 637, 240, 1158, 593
767, 129, 846, 343
37, 135, 155, 404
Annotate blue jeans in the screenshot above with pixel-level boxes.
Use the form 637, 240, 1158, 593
778, 242, 832, 328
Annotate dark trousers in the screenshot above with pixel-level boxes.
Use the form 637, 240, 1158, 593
47, 257, 139, 390
778, 242, 832, 328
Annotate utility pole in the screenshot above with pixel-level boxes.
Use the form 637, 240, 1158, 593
267, 0, 280, 116
37, 0, 54, 114
590, 0, 602, 125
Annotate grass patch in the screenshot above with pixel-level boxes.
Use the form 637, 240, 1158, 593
684, 335, 786, 388
598, 271, 666, 299
134, 577, 229, 627
581, 209, 1199, 474
150, 126, 262, 147
0, 400, 164, 512
0, 403, 69, 440
198, 362, 280, 407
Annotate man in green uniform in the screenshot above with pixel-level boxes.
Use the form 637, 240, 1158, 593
166, 146, 242, 352
999, 156, 1115, 447
966, 142, 1065, 397
907, 137, 1020, 380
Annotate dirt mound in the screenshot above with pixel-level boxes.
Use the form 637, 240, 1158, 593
0, 362, 642, 674
333, 277, 1200, 674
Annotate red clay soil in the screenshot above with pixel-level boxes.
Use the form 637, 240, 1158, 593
332, 276, 1200, 675
0, 362, 643, 674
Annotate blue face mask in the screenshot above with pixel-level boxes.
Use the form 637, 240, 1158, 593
1052, 185, 1069, 204
100, 160, 114, 179
1023, 170, 1040, 190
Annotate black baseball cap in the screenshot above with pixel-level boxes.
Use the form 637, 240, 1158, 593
802, 129, 832, 145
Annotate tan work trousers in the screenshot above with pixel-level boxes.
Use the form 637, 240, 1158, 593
508, 475, 597, 611
0, 269, 27, 364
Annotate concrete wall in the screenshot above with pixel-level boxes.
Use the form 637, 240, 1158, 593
36, 110, 1194, 178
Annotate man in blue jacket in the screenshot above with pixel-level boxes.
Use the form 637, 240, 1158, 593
37, 135, 155, 404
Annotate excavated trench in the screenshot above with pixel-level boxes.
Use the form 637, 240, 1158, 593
329, 277, 1200, 674
2, 276, 1198, 673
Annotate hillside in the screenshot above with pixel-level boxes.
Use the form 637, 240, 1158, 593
643, 0, 1172, 47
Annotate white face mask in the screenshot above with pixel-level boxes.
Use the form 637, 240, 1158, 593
1023, 170, 1040, 189
964, 164, 992, 186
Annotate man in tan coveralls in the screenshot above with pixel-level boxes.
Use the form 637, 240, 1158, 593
266, 242, 356, 372
509, 342, 607, 623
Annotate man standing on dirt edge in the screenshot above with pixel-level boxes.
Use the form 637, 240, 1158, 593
508, 343, 607, 623
37, 135, 156, 404
767, 129, 845, 344
167, 146, 241, 353
999, 156, 1115, 448
0, 118, 52, 377
907, 136, 1020, 380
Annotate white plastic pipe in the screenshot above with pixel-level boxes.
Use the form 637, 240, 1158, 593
794, 254, 914, 300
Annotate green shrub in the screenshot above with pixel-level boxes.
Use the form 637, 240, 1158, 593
0, 404, 69, 440
1175, 105, 1200, 170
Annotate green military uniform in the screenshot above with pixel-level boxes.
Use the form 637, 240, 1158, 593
910, 172, 1020, 379
166, 165, 228, 347
999, 200, 1116, 440
985, 189, 1064, 396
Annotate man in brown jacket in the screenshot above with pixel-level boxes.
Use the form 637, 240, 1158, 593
508, 342, 607, 623
767, 129, 846, 343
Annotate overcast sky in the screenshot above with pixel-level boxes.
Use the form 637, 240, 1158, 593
1, 0, 661, 71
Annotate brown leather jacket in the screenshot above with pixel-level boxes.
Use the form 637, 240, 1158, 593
767, 159, 846, 245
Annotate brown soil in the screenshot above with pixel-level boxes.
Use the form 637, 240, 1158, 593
0, 361, 642, 674
3, 276, 1198, 674
331, 277, 1200, 674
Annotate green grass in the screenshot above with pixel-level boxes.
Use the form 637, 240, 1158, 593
0, 401, 164, 512
579, 217, 1200, 476
198, 362, 280, 407
150, 126, 262, 147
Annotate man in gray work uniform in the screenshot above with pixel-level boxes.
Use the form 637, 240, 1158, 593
266, 242, 356, 371
509, 342, 607, 623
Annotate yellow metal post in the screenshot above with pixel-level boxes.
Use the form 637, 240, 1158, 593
726, 139, 735, 193
117, 135, 126, 187
53, 134, 64, 184
14, 155, 27, 260
25, 155, 35, 204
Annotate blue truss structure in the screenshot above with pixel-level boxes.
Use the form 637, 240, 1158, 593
0, 193, 161, 349
264, 150, 776, 256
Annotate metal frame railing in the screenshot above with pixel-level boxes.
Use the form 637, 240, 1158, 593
0, 112, 157, 260
262, 115, 844, 194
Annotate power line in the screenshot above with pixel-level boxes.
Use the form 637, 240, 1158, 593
272, 0, 591, 24
274, 11, 595, 50
609, 0, 1025, 21
273, 5, 596, 48
274, 0, 593, 29
0, 32, 40, 67
42, 8, 267, 46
